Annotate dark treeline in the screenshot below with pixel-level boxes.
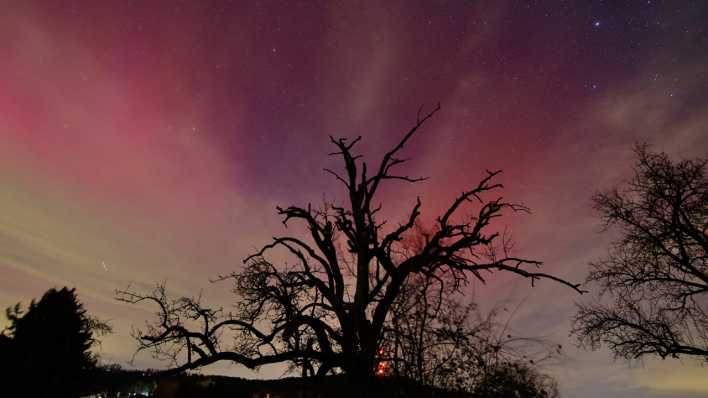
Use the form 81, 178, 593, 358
78, 371, 542, 398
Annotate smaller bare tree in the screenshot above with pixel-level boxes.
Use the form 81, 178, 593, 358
382, 253, 563, 395
573, 144, 708, 361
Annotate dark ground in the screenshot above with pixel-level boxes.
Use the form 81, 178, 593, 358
87, 370, 472, 398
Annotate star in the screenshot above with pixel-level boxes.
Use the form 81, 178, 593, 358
593, 20, 601, 28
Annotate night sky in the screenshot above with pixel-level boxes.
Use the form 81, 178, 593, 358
1, 1, 707, 396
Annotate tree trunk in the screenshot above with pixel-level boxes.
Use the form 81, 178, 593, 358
343, 351, 377, 397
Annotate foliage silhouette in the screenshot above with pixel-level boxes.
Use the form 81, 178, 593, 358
573, 144, 708, 361
1, 287, 111, 398
117, 105, 582, 390
471, 361, 558, 398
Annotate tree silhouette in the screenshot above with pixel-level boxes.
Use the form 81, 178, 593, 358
117, 105, 582, 389
382, 257, 563, 393
573, 144, 708, 361
377, 226, 564, 394
2, 287, 111, 398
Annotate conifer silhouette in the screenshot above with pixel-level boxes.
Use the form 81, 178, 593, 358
2, 287, 110, 397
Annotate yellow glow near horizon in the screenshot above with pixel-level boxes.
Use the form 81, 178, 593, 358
636, 363, 708, 394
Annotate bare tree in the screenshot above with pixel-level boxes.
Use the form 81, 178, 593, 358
117, 105, 582, 386
573, 144, 708, 361
382, 252, 563, 394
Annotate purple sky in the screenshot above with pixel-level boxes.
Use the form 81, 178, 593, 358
1, 1, 707, 396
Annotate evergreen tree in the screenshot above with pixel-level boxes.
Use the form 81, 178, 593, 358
2, 287, 110, 397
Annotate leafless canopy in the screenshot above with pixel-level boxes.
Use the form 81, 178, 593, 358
383, 267, 563, 395
573, 144, 708, 361
117, 104, 582, 382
